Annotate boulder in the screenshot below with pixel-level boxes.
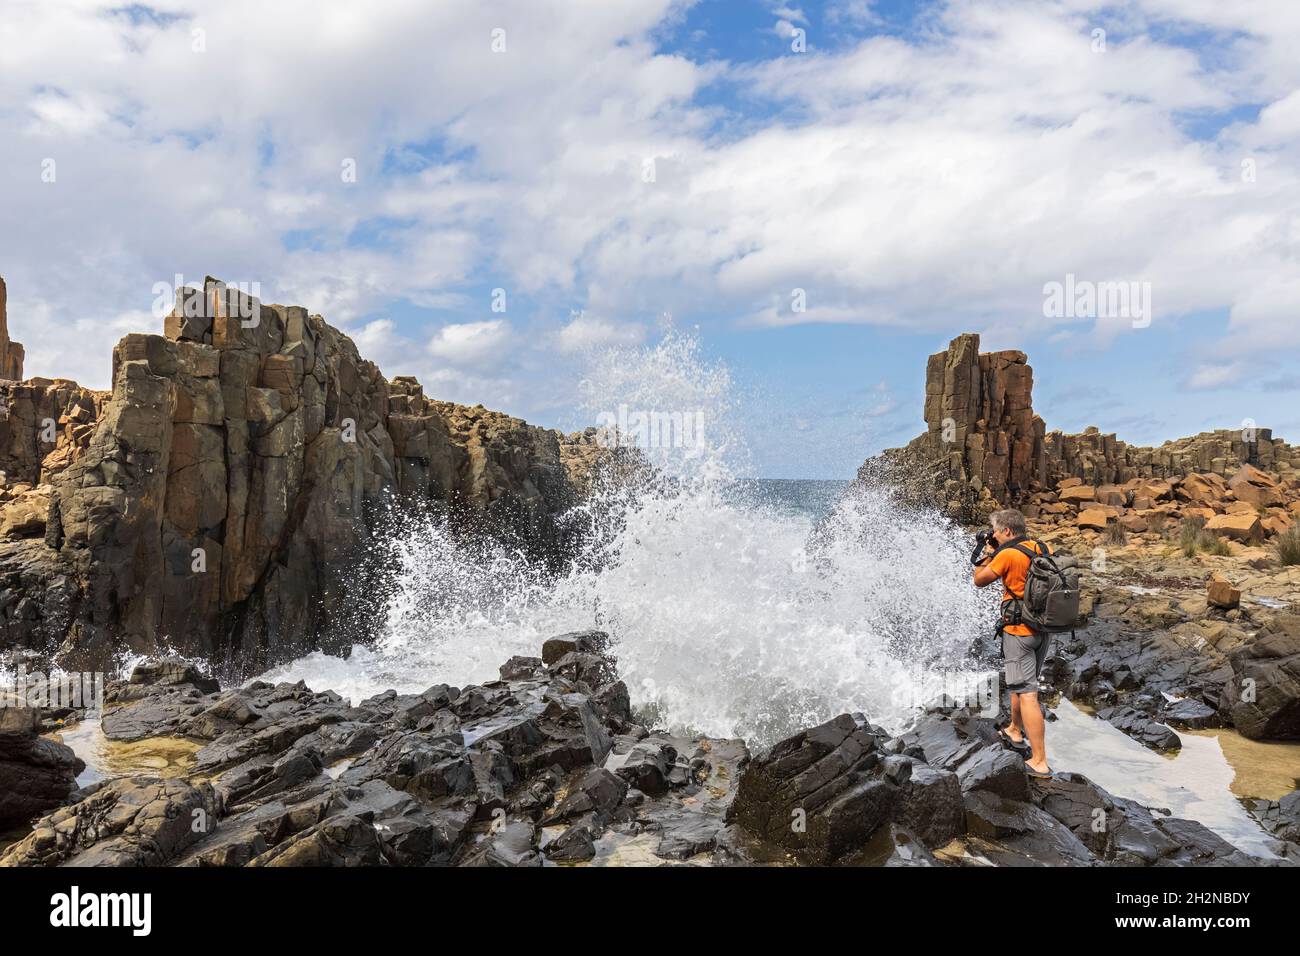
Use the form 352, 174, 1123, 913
0, 696, 85, 826
1160, 697, 1219, 729
1247, 789, 1300, 844
1228, 465, 1284, 508
1095, 485, 1128, 507
1119, 513, 1149, 533
0, 776, 219, 866
1096, 706, 1181, 753
1219, 615, 1300, 739
1206, 513, 1263, 543
1078, 508, 1110, 531
1207, 577, 1241, 610
726, 713, 892, 864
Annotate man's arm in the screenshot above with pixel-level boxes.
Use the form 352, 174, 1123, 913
973, 550, 1003, 587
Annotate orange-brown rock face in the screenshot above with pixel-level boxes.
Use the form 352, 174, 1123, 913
870, 333, 1047, 518
0, 277, 26, 382
866, 333, 1300, 524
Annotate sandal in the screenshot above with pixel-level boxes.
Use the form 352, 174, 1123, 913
1025, 764, 1054, 779
998, 728, 1030, 752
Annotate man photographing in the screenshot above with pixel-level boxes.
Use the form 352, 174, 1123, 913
973, 508, 1053, 778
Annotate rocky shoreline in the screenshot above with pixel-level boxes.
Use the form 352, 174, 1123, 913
2, 629, 1296, 867
863, 333, 1300, 754
1, 302, 1298, 867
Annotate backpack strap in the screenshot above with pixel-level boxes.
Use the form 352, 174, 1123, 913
989, 534, 1030, 561
1018, 538, 1071, 585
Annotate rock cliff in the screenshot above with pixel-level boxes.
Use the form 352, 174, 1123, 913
0, 278, 611, 672
869, 332, 1300, 521
0, 278, 25, 382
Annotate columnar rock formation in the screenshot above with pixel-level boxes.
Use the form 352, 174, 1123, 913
0, 277, 612, 671
1043, 425, 1298, 487
869, 333, 1300, 520
916, 333, 1045, 507
0, 278, 26, 382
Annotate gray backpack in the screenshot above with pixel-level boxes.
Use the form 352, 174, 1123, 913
999, 538, 1081, 633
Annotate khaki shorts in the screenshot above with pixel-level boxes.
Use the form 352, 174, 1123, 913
1002, 630, 1049, 694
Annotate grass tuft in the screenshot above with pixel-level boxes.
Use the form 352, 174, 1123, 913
1277, 525, 1300, 566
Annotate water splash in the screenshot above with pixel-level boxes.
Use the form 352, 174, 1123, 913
261, 331, 999, 745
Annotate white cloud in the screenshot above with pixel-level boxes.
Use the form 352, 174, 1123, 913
826, 0, 881, 27
426, 319, 512, 367
1184, 360, 1251, 391
555, 315, 646, 353
2, 0, 1299, 427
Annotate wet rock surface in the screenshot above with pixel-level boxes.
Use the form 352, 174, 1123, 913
0, 695, 84, 827
1246, 789, 1300, 846
1219, 615, 1300, 739
4, 635, 1295, 867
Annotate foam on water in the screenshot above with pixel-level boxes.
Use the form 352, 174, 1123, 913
261, 331, 1000, 744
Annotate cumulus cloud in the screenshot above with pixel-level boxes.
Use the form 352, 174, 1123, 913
427, 319, 512, 367
1, 0, 1299, 435
555, 315, 647, 353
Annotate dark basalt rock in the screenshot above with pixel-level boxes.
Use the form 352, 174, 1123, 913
541, 768, 626, 825
0, 697, 84, 827
250, 812, 386, 867
900, 711, 998, 771
1160, 697, 1219, 729
549, 651, 617, 689
0, 280, 619, 672
543, 823, 596, 862
963, 790, 1098, 866
878, 824, 939, 867
129, 656, 220, 694
458, 820, 542, 867
2, 632, 1286, 869
0, 776, 219, 866
725, 713, 892, 864
954, 744, 1030, 800
1053, 619, 1233, 717
541, 630, 611, 666
609, 737, 677, 795
1096, 705, 1181, 753
893, 762, 964, 848
499, 656, 546, 681
1219, 616, 1300, 740
1246, 789, 1300, 845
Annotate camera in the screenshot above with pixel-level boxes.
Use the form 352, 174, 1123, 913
971, 528, 997, 566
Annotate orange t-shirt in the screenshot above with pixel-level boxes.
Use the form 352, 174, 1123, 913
988, 539, 1043, 636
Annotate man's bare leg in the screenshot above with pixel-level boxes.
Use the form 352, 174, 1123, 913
1006, 693, 1025, 743
1018, 691, 1049, 772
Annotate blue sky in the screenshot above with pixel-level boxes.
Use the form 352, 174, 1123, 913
3, 0, 1300, 477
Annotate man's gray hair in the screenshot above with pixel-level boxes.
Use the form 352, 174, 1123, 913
991, 508, 1027, 536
